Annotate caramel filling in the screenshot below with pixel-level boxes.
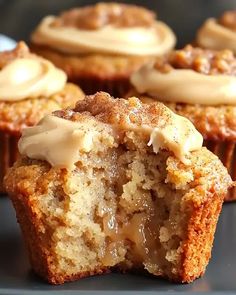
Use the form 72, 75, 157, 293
94, 155, 184, 271
101, 207, 161, 267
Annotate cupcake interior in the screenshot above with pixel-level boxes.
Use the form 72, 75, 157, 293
30, 119, 193, 281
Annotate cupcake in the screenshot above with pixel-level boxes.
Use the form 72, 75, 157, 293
197, 11, 236, 53
4, 92, 231, 284
0, 42, 84, 193
30, 2, 176, 96
130, 45, 236, 201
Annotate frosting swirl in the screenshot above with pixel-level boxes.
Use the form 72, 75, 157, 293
131, 63, 236, 105
197, 18, 236, 53
31, 15, 176, 56
0, 57, 66, 101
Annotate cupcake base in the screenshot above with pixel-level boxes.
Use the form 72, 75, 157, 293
69, 77, 131, 97
0, 132, 19, 193
30, 44, 152, 97
204, 140, 236, 201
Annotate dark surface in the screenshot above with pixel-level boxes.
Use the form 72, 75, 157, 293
1, 197, 236, 294
0, 0, 236, 47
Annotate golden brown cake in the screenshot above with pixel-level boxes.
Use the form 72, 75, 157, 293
30, 3, 176, 96
196, 10, 236, 53
0, 42, 84, 193
4, 92, 232, 284
130, 45, 236, 201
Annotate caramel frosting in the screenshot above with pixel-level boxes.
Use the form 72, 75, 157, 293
0, 57, 66, 101
131, 63, 236, 105
18, 115, 102, 169
31, 15, 176, 56
18, 100, 203, 168
148, 108, 203, 164
197, 18, 236, 53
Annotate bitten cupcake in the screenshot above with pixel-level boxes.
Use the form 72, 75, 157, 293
4, 92, 232, 284
30, 2, 176, 96
0, 42, 84, 193
130, 45, 236, 201
197, 11, 236, 53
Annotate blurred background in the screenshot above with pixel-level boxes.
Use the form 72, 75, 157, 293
0, 0, 236, 47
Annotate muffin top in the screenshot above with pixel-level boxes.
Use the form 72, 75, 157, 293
0, 42, 84, 134
31, 2, 176, 57
6, 92, 232, 204
18, 92, 203, 169
197, 10, 236, 53
131, 45, 236, 106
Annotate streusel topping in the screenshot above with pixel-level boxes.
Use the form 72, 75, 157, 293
52, 3, 156, 30
154, 45, 236, 76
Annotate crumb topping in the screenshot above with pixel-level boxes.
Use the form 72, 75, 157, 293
154, 45, 236, 76
69, 92, 170, 128
52, 3, 156, 30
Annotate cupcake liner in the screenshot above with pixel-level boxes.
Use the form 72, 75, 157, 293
0, 132, 19, 193
70, 77, 132, 97
204, 140, 236, 201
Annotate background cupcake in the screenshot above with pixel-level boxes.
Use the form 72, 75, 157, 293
30, 2, 176, 96
0, 41, 84, 193
130, 45, 236, 201
196, 10, 236, 53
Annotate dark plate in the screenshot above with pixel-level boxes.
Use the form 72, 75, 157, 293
1, 196, 236, 295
